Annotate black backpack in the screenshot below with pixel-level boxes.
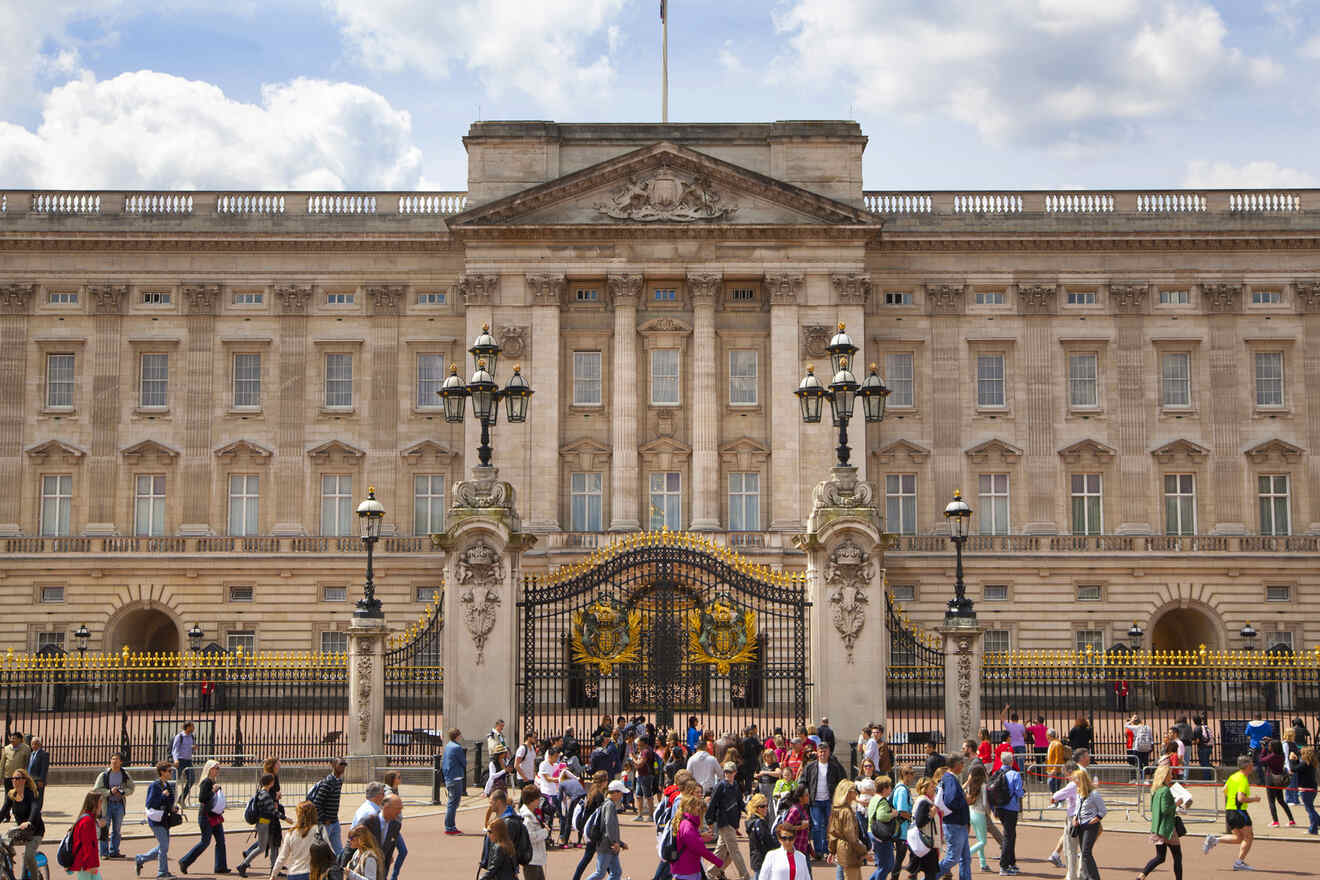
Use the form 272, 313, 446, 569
583, 803, 607, 843
659, 819, 679, 863
244, 794, 260, 825
505, 813, 534, 866
56, 827, 76, 870
986, 769, 1011, 809
869, 796, 898, 842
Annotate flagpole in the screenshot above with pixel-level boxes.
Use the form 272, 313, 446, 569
661, 0, 669, 122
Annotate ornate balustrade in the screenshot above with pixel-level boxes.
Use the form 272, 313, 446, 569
0, 190, 469, 217
862, 189, 1303, 215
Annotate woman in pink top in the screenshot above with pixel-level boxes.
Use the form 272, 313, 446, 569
670, 793, 723, 880
1026, 716, 1050, 763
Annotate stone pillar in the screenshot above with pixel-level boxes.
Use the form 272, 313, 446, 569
1298, 282, 1320, 533
180, 284, 219, 535
1204, 284, 1246, 534
347, 615, 387, 764
0, 285, 34, 536
689, 272, 721, 530
366, 285, 403, 533
86, 284, 129, 535
437, 467, 536, 753
272, 285, 311, 536
941, 623, 985, 750
1018, 285, 1058, 534
927, 285, 966, 532
1111, 285, 1153, 534
526, 274, 565, 532
608, 274, 642, 531
793, 466, 886, 742
768, 274, 804, 531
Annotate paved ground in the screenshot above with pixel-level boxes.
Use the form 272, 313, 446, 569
17, 785, 1318, 880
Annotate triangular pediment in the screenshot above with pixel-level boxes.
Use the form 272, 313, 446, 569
121, 440, 180, 462
639, 435, 692, 469
719, 437, 771, 470
400, 439, 459, 463
448, 142, 880, 230
1245, 438, 1304, 463
965, 438, 1023, 464
1057, 438, 1117, 464
560, 437, 612, 470
872, 439, 931, 465
307, 439, 366, 462
25, 439, 85, 462
214, 439, 273, 461
1151, 438, 1210, 463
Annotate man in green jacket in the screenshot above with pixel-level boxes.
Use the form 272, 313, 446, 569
92, 753, 136, 858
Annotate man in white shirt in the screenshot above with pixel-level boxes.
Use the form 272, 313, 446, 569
687, 744, 721, 794
536, 747, 564, 842
862, 727, 880, 771
515, 732, 539, 790
352, 781, 385, 834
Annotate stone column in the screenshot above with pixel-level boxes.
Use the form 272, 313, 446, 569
767, 274, 804, 531
1298, 282, 1320, 533
272, 285, 311, 536
526, 274, 565, 532
941, 623, 985, 750
86, 284, 129, 535
608, 274, 642, 531
437, 467, 536, 752
347, 614, 387, 766
689, 272, 722, 530
1111, 285, 1153, 534
366, 286, 403, 533
0, 285, 34, 535
793, 466, 886, 742
1204, 284, 1246, 534
1018, 285, 1059, 534
180, 284, 219, 535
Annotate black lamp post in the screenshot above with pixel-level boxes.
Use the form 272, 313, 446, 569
355, 488, 385, 619
1127, 621, 1144, 647
795, 323, 888, 467
438, 324, 534, 467
188, 623, 203, 653
1240, 621, 1258, 651
943, 490, 974, 621
74, 623, 90, 658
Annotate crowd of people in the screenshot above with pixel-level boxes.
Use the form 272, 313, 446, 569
469, 711, 1319, 879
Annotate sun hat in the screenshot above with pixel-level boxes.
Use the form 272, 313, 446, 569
722, 761, 737, 772
607, 780, 628, 793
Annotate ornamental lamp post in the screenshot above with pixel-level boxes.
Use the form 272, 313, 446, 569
187, 623, 204, 653
1240, 621, 1258, 651
437, 324, 534, 468
1127, 621, 1145, 646
355, 488, 385, 619
943, 490, 974, 621
74, 623, 90, 658
795, 323, 888, 467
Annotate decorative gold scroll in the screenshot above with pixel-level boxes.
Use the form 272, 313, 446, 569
570, 600, 642, 674
687, 599, 758, 674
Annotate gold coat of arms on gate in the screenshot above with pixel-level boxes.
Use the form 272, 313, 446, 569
571, 600, 642, 674
687, 599, 758, 674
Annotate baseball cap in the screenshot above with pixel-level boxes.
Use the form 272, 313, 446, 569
723, 761, 737, 772
607, 780, 628, 793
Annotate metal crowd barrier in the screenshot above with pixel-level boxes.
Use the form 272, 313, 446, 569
1023, 762, 1142, 820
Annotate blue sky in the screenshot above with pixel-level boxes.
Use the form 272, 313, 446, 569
2, 1, 1319, 191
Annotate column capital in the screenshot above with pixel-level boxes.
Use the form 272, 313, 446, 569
765, 273, 804, 306
607, 273, 643, 304
686, 272, 723, 302
459, 273, 500, 308
366, 284, 405, 316
274, 283, 313, 316
182, 283, 221, 316
526, 273, 566, 305
0, 284, 36, 316
1016, 283, 1057, 315
1109, 282, 1148, 314
925, 283, 965, 316
89, 283, 129, 315
1202, 282, 1243, 315
830, 272, 872, 307
1296, 280, 1320, 313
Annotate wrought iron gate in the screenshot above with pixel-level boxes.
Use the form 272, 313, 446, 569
383, 591, 445, 759
519, 531, 809, 737
885, 590, 945, 763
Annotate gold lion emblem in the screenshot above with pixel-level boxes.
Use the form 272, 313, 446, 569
687, 599, 758, 674
570, 600, 642, 674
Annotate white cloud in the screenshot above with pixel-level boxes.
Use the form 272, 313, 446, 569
718, 40, 744, 73
0, 71, 424, 189
326, 0, 627, 110
1301, 34, 1320, 59
0, 1, 119, 109
1183, 159, 1317, 188
772, 0, 1277, 149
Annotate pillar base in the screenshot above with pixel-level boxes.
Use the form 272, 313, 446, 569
689, 518, 720, 532
608, 519, 641, 532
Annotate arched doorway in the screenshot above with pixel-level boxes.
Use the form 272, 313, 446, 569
109, 607, 180, 654
1150, 606, 1221, 709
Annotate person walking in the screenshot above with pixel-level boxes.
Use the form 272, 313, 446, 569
995, 757, 1025, 876
1192, 715, 1214, 779
759, 821, 809, 880
585, 779, 629, 880
135, 761, 180, 878
818, 718, 836, 754
479, 817, 518, 880
801, 742, 845, 862
1045, 729, 1071, 795
487, 720, 509, 761
70, 791, 103, 880
1203, 754, 1259, 871
170, 723, 196, 808
92, 753, 135, 859
826, 780, 867, 880
1137, 765, 1186, 880
0, 767, 44, 880
1, 732, 30, 814
1071, 769, 1105, 880
887, 765, 914, 880
687, 742, 721, 796
671, 791, 723, 880
905, 776, 942, 880
442, 728, 466, 835
261, 759, 286, 865
179, 759, 228, 875
25, 738, 47, 811
236, 773, 280, 877
378, 795, 404, 880
268, 801, 318, 880
351, 782, 385, 844
1258, 740, 1295, 827
1048, 760, 1082, 878
935, 755, 972, 880
518, 785, 550, 880
1297, 747, 1319, 835
964, 765, 992, 874
310, 758, 347, 854
708, 762, 748, 880
745, 793, 777, 880
344, 823, 384, 880
866, 775, 897, 880
1283, 729, 1302, 807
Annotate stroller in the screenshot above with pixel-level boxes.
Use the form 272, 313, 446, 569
0, 829, 50, 880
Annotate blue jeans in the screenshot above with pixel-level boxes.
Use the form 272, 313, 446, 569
1286, 772, 1301, 805
810, 799, 831, 858
136, 822, 170, 877
175, 760, 194, 804
937, 821, 972, 880
870, 839, 895, 880
390, 832, 407, 880
1301, 789, 1319, 833
445, 780, 463, 831
586, 847, 623, 880
102, 799, 126, 856
180, 819, 227, 872
323, 821, 342, 854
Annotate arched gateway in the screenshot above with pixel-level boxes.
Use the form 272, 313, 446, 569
517, 532, 810, 736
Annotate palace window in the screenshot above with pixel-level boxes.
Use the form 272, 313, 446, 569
885, 354, 914, 408
1066, 290, 1098, 305
730, 287, 756, 302
226, 631, 256, 654
890, 584, 915, 602
47, 291, 78, 305
1159, 289, 1189, 305
1163, 474, 1196, 535
139, 354, 169, 408
654, 288, 677, 302
142, 290, 171, 305
416, 354, 446, 408
649, 472, 682, 530
39, 474, 72, 537
1254, 352, 1284, 408
975, 291, 1005, 305
35, 632, 65, 652
1075, 630, 1105, 652
320, 631, 348, 654
320, 474, 354, 536
232, 353, 261, 408
1269, 630, 1294, 651
416, 585, 441, 603
1266, 585, 1291, 602
984, 629, 1011, 653
977, 473, 1010, 535
326, 292, 354, 305
322, 585, 348, 602
1252, 289, 1282, 305
650, 349, 680, 405
232, 290, 263, 305
885, 474, 917, 535
729, 350, 758, 405
227, 474, 259, 536
1076, 584, 1102, 601
416, 291, 446, 305
1068, 354, 1099, 409
1070, 474, 1102, 535
228, 585, 254, 602
884, 291, 912, 305
575, 288, 599, 303
570, 472, 603, 532
573, 351, 602, 405
40, 586, 64, 603
1160, 353, 1191, 408
413, 474, 445, 535
976, 355, 1005, 408
45, 354, 75, 409
134, 475, 166, 536
984, 584, 1008, 601
324, 354, 353, 408
1258, 474, 1290, 536
728, 472, 760, 531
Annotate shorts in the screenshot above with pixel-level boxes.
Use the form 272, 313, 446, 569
637, 775, 656, 798
1225, 809, 1252, 831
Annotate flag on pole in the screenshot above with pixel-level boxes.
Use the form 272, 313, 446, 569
660, 0, 666, 21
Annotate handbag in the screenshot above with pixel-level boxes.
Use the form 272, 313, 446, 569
1173, 815, 1187, 838
1266, 771, 1289, 789
165, 810, 184, 828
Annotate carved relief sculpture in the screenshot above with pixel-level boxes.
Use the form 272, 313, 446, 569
597, 170, 736, 222
366, 284, 404, 315
1017, 284, 1057, 315
89, 284, 129, 315
1109, 283, 1148, 314
499, 327, 527, 359
274, 284, 312, 316
955, 635, 974, 741
1295, 280, 1320, 314
831, 273, 872, 306
455, 541, 504, 664
824, 538, 875, 663
812, 469, 874, 508
0, 284, 36, 315
526, 273, 566, 305
458, 273, 499, 307
765, 273, 803, 306
355, 651, 373, 741
607, 273, 643, 302
926, 284, 965, 315
686, 272, 722, 300
182, 283, 220, 316
1203, 283, 1242, 314
802, 325, 832, 359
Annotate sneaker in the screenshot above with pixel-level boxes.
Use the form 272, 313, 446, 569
1289, 821, 1296, 826
999, 872, 1013, 877
237, 867, 248, 878
444, 829, 462, 835
1232, 860, 1253, 871
1049, 853, 1063, 867
1270, 821, 1279, 827
1203, 834, 1219, 853
135, 859, 144, 878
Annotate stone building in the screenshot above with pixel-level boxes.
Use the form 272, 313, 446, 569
0, 121, 1316, 657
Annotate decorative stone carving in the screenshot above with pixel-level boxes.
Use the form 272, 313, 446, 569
526, 273, 566, 304
1294, 281, 1320, 313
458, 273, 499, 307
275, 284, 312, 315
802, 325, 832, 359
1057, 438, 1117, 465
872, 439, 931, 466
89, 284, 129, 315
686, 272, 722, 300
657, 409, 676, 438
453, 467, 518, 510
1017, 284, 1057, 315
0, 284, 36, 315
1109, 283, 1148, 314
1244, 438, 1304, 464
926, 284, 965, 315
831, 273, 872, 306
824, 537, 875, 663
813, 469, 874, 509
366, 284, 404, 315
455, 541, 504, 664
965, 438, 1024, 464
607, 273, 643, 302
765, 273, 803, 306
1151, 438, 1210, 464
499, 326, 527, 359
954, 634, 975, 742
182, 283, 220, 315
354, 651, 372, 740
643, 317, 688, 334
596, 170, 736, 222
1203, 283, 1242, 314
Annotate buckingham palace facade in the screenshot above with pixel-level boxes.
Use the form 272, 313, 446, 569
1, 120, 1317, 658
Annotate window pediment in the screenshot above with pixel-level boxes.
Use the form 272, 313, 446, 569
121, 439, 180, 465
214, 439, 273, 464
873, 439, 931, 465
639, 436, 692, 470
1244, 438, 1303, 464
307, 439, 366, 464
25, 439, 85, 464
560, 437, 612, 471
965, 438, 1023, 465
719, 437, 771, 470
400, 439, 459, 465
1057, 439, 1117, 465
1151, 438, 1210, 464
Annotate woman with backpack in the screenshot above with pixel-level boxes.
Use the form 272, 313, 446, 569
269, 801, 320, 880
135, 761, 179, 878
905, 776, 942, 880
68, 791, 102, 880
570, 772, 609, 880
179, 759, 228, 875
518, 785, 549, 880
1126, 716, 1155, 775
865, 776, 897, 879
963, 764, 993, 873
745, 793, 777, 880
670, 792, 723, 880
0, 767, 44, 880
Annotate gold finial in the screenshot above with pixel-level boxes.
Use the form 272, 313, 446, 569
870, 362, 878, 372
513, 363, 521, 373
953, 489, 962, 499
806, 363, 814, 373
482, 322, 490, 332
837, 321, 846, 331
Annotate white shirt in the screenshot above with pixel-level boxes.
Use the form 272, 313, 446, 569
352, 799, 382, 833
270, 826, 320, 877
515, 744, 538, 782
1051, 780, 1079, 817
813, 760, 830, 802
687, 750, 721, 793
537, 758, 562, 797
863, 738, 880, 768
759, 847, 812, 880
518, 804, 549, 866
